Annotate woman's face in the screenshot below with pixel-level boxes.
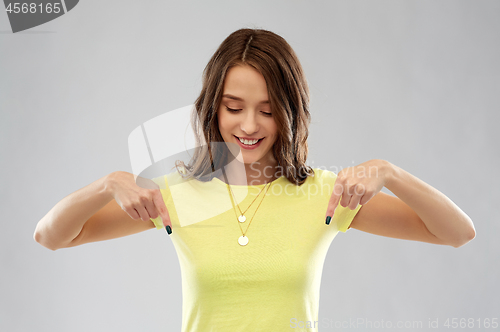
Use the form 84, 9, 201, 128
217, 64, 278, 167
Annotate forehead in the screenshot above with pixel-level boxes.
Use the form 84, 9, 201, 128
222, 65, 269, 101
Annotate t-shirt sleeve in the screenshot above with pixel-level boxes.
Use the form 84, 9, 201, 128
319, 168, 363, 233
149, 175, 166, 229
149, 172, 182, 230
150, 215, 164, 230
149, 175, 177, 229
333, 203, 363, 233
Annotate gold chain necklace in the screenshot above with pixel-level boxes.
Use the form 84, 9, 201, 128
225, 180, 273, 246
219, 167, 274, 246
226, 181, 269, 223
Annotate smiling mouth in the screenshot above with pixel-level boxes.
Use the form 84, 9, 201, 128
234, 135, 264, 145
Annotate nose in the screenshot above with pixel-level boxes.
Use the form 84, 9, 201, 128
240, 110, 259, 135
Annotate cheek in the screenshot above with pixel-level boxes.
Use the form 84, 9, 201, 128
217, 111, 225, 131
217, 112, 234, 138
218, 112, 237, 131
268, 123, 278, 140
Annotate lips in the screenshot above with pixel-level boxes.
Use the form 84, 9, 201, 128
233, 135, 264, 150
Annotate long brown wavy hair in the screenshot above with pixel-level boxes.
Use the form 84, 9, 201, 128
175, 28, 314, 186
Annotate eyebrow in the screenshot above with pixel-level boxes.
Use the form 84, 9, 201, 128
222, 94, 270, 104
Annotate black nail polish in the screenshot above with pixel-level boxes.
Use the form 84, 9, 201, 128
325, 216, 331, 225
166, 225, 172, 235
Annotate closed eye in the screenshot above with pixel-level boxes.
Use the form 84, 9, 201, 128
225, 106, 272, 117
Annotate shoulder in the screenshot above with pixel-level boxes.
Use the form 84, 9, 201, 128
307, 167, 338, 184
151, 169, 188, 190
279, 167, 339, 199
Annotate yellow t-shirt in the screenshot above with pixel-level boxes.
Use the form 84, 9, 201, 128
150, 167, 362, 332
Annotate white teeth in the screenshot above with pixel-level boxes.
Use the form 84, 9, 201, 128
238, 137, 260, 145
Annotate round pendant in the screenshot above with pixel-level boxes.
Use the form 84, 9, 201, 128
238, 215, 246, 223
238, 235, 249, 246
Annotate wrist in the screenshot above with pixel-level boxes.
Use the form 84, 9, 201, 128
103, 172, 119, 199
381, 160, 398, 188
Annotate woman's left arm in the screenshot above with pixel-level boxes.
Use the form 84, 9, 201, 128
325, 159, 476, 248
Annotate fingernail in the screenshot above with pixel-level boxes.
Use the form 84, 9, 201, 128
325, 216, 331, 225
165, 225, 172, 235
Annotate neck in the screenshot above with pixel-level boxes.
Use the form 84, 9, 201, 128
217, 157, 280, 186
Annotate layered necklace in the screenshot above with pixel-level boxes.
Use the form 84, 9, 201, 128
220, 167, 274, 246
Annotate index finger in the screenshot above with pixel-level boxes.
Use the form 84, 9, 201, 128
325, 179, 344, 223
152, 190, 172, 233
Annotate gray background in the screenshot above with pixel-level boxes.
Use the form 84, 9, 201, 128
1, 0, 498, 331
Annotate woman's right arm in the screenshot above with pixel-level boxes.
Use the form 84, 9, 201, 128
33, 171, 171, 251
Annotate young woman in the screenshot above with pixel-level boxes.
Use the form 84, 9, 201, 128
34, 28, 476, 331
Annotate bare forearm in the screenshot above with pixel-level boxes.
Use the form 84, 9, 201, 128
34, 173, 114, 250
384, 161, 476, 248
